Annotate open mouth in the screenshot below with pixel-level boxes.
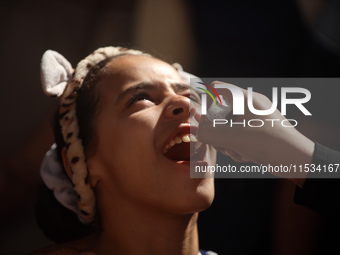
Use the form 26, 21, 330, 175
162, 133, 206, 162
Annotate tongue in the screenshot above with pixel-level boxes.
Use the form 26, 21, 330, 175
164, 142, 191, 161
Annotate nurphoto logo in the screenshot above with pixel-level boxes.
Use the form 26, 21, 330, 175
197, 82, 312, 128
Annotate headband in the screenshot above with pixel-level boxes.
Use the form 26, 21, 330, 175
40, 46, 201, 224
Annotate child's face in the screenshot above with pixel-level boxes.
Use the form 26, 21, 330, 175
87, 55, 216, 215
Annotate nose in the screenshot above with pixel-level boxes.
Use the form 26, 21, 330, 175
164, 94, 191, 119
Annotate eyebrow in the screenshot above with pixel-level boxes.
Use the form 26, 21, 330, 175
115, 81, 191, 104
172, 83, 191, 92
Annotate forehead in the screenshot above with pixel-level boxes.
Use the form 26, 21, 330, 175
95, 55, 184, 103
103, 55, 182, 85
93, 55, 182, 101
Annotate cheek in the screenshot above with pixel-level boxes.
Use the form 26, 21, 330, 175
91, 111, 170, 209
93, 110, 160, 188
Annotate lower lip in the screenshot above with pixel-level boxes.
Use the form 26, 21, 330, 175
176, 160, 209, 168
168, 144, 209, 166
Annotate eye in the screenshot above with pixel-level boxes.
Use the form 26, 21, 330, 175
128, 92, 153, 107
188, 94, 201, 105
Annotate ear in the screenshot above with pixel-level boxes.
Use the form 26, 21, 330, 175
62, 147, 73, 180
40, 50, 73, 97
86, 156, 102, 189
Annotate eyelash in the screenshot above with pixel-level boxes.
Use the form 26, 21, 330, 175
127, 92, 201, 107
128, 92, 152, 106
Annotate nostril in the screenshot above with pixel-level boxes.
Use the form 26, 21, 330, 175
173, 108, 184, 115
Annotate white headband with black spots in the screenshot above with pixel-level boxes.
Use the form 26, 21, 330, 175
40, 46, 201, 224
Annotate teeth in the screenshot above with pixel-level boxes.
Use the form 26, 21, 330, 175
182, 135, 190, 143
175, 137, 182, 144
190, 134, 198, 142
194, 141, 203, 153
162, 134, 199, 154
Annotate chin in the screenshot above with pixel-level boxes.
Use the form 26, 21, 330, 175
193, 178, 215, 212
169, 178, 215, 215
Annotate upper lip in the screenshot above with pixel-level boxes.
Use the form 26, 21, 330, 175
162, 123, 198, 152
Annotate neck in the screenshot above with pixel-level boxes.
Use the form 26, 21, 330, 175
91, 195, 199, 255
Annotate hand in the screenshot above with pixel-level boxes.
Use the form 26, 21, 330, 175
197, 81, 315, 186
